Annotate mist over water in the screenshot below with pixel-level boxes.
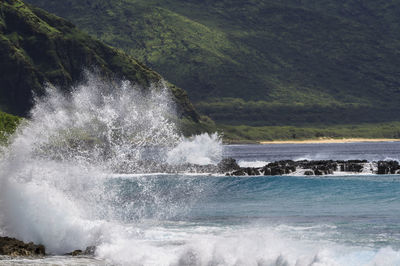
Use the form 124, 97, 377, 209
167, 133, 222, 165
1, 73, 400, 265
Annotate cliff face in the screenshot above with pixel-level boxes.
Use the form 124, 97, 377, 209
0, 0, 200, 128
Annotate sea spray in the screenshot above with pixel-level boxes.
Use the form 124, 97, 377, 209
0, 72, 222, 254
167, 133, 222, 165
24, 72, 181, 171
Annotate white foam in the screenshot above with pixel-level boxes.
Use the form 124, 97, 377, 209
238, 160, 269, 168
94, 223, 400, 266
167, 133, 222, 165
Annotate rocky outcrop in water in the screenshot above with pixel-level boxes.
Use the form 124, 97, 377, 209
377, 161, 400, 174
0, 237, 45, 257
114, 157, 400, 176
217, 158, 241, 173
219, 158, 400, 176
65, 246, 96, 256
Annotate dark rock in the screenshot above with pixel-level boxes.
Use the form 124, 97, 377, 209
262, 167, 272, 175
84, 246, 96, 255
218, 158, 241, 173
243, 167, 261, 176
314, 169, 325, 175
219, 159, 400, 176
263, 160, 296, 175
0, 237, 45, 257
339, 162, 364, 172
347, 160, 368, 163
313, 164, 335, 175
231, 169, 246, 176
65, 246, 96, 256
377, 160, 400, 174
304, 170, 314, 175
348, 163, 363, 172
298, 160, 337, 174
270, 166, 286, 175
66, 249, 83, 256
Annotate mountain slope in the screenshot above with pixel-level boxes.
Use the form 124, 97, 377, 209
0, 0, 212, 135
24, 0, 400, 126
0, 110, 20, 144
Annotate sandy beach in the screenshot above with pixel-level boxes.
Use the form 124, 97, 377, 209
259, 138, 400, 144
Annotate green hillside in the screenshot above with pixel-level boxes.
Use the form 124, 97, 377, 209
25, 0, 400, 126
0, 0, 213, 136
220, 122, 400, 143
0, 111, 20, 144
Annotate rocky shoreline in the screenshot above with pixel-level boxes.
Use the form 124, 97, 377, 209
218, 158, 400, 176
0, 237, 45, 257
114, 158, 400, 176
0, 236, 97, 259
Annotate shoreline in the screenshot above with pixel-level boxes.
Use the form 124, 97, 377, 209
259, 138, 400, 144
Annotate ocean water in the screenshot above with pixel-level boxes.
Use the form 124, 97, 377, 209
1, 74, 400, 265
104, 172, 400, 266
3, 162, 400, 265
226, 142, 400, 167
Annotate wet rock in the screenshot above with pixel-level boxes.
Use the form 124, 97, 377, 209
65, 249, 83, 256
304, 170, 314, 175
231, 169, 246, 176
347, 160, 368, 163
340, 162, 364, 172
84, 246, 96, 255
65, 246, 96, 256
377, 160, 400, 174
314, 169, 325, 175
315, 165, 335, 175
218, 159, 400, 176
270, 166, 285, 175
0, 237, 45, 257
262, 167, 272, 175
218, 158, 241, 173
298, 160, 337, 174
262, 161, 296, 176
244, 167, 261, 175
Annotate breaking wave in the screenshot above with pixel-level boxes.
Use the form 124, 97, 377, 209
0, 73, 221, 255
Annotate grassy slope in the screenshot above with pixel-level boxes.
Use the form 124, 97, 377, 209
0, 0, 213, 136
25, 0, 400, 126
0, 111, 20, 144
219, 122, 400, 144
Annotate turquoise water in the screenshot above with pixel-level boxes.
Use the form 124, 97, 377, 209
90, 172, 400, 265
111, 174, 400, 249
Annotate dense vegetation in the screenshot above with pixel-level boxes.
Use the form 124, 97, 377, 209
0, 0, 212, 135
220, 122, 400, 143
25, 0, 400, 125
0, 111, 20, 144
